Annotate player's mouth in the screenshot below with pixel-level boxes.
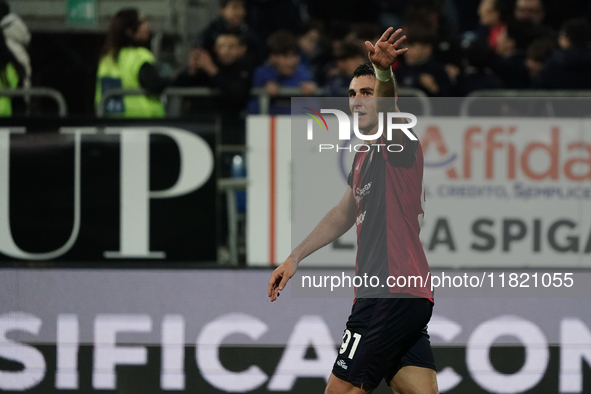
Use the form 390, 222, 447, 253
354, 111, 367, 118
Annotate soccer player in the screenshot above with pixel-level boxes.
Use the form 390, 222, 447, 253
268, 27, 438, 394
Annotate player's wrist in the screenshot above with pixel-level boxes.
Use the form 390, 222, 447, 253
372, 63, 393, 82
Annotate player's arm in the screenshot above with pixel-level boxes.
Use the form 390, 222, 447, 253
268, 186, 357, 302
365, 27, 408, 143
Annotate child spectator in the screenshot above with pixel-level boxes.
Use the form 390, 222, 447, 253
491, 21, 538, 88
248, 30, 316, 115
395, 29, 451, 96
175, 31, 253, 143
197, 0, 262, 65
533, 18, 591, 89
324, 42, 366, 97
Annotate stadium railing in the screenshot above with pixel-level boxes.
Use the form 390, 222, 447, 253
96, 86, 432, 117
0, 87, 68, 117
460, 89, 591, 116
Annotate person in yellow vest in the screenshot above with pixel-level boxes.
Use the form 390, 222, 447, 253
0, 30, 22, 117
96, 8, 168, 118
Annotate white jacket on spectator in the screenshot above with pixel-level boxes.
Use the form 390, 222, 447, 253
1, 13, 31, 88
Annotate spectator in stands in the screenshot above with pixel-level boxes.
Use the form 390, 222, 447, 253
525, 37, 556, 80
324, 42, 366, 97
514, 0, 545, 26
533, 18, 591, 89
175, 31, 253, 143
477, 0, 509, 51
197, 0, 262, 65
394, 29, 451, 96
491, 21, 537, 89
0, 30, 23, 116
297, 21, 328, 83
453, 39, 502, 96
96, 8, 168, 118
248, 30, 316, 115
0, 1, 30, 90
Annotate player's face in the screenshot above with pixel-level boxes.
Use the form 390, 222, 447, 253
348, 75, 379, 134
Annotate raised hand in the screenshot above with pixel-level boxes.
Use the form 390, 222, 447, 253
365, 27, 407, 71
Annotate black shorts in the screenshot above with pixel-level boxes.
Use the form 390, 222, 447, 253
332, 296, 435, 390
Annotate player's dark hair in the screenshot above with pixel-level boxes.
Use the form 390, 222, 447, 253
267, 30, 298, 55
561, 18, 590, 47
220, 0, 244, 9
352, 62, 375, 79
101, 8, 142, 59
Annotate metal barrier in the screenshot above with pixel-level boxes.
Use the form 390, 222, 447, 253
0, 87, 68, 117
250, 86, 432, 115
460, 90, 591, 116
97, 86, 432, 117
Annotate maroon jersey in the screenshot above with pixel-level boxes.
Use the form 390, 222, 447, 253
348, 133, 432, 301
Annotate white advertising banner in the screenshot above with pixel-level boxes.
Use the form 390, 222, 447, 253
247, 114, 591, 268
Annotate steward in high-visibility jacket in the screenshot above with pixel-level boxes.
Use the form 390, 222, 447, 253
95, 9, 168, 118
0, 62, 18, 116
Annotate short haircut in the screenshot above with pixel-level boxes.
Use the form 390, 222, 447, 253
220, 0, 244, 8
216, 28, 247, 46
267, 30, 298, 55
352, 62, 375, 79
334, 42, 366, 61
561, 18, 590, 47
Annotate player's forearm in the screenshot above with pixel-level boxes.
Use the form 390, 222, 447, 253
290, 205, 355, 265
374, 74, 396, 98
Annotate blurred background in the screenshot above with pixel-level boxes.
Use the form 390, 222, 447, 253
0, 0, 590, 393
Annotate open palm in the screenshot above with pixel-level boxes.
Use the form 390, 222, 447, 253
365, 27, 408, 70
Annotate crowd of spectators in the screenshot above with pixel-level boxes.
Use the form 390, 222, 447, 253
185, 0, 591, 100
169, 0, 591, 141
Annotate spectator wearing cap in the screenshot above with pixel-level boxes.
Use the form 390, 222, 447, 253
491, 21, 538, 89
324, 42, 366, 97
248, 30, 317, 115
394, 30, 451, 96
533, 18, 591, 89
197, 0, 262, 65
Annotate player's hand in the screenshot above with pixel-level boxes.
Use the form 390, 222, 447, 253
268, 256, 296, 302
365, 27, 407, 71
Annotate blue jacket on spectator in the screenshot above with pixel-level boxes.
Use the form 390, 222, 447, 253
247, 63, 314, 114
